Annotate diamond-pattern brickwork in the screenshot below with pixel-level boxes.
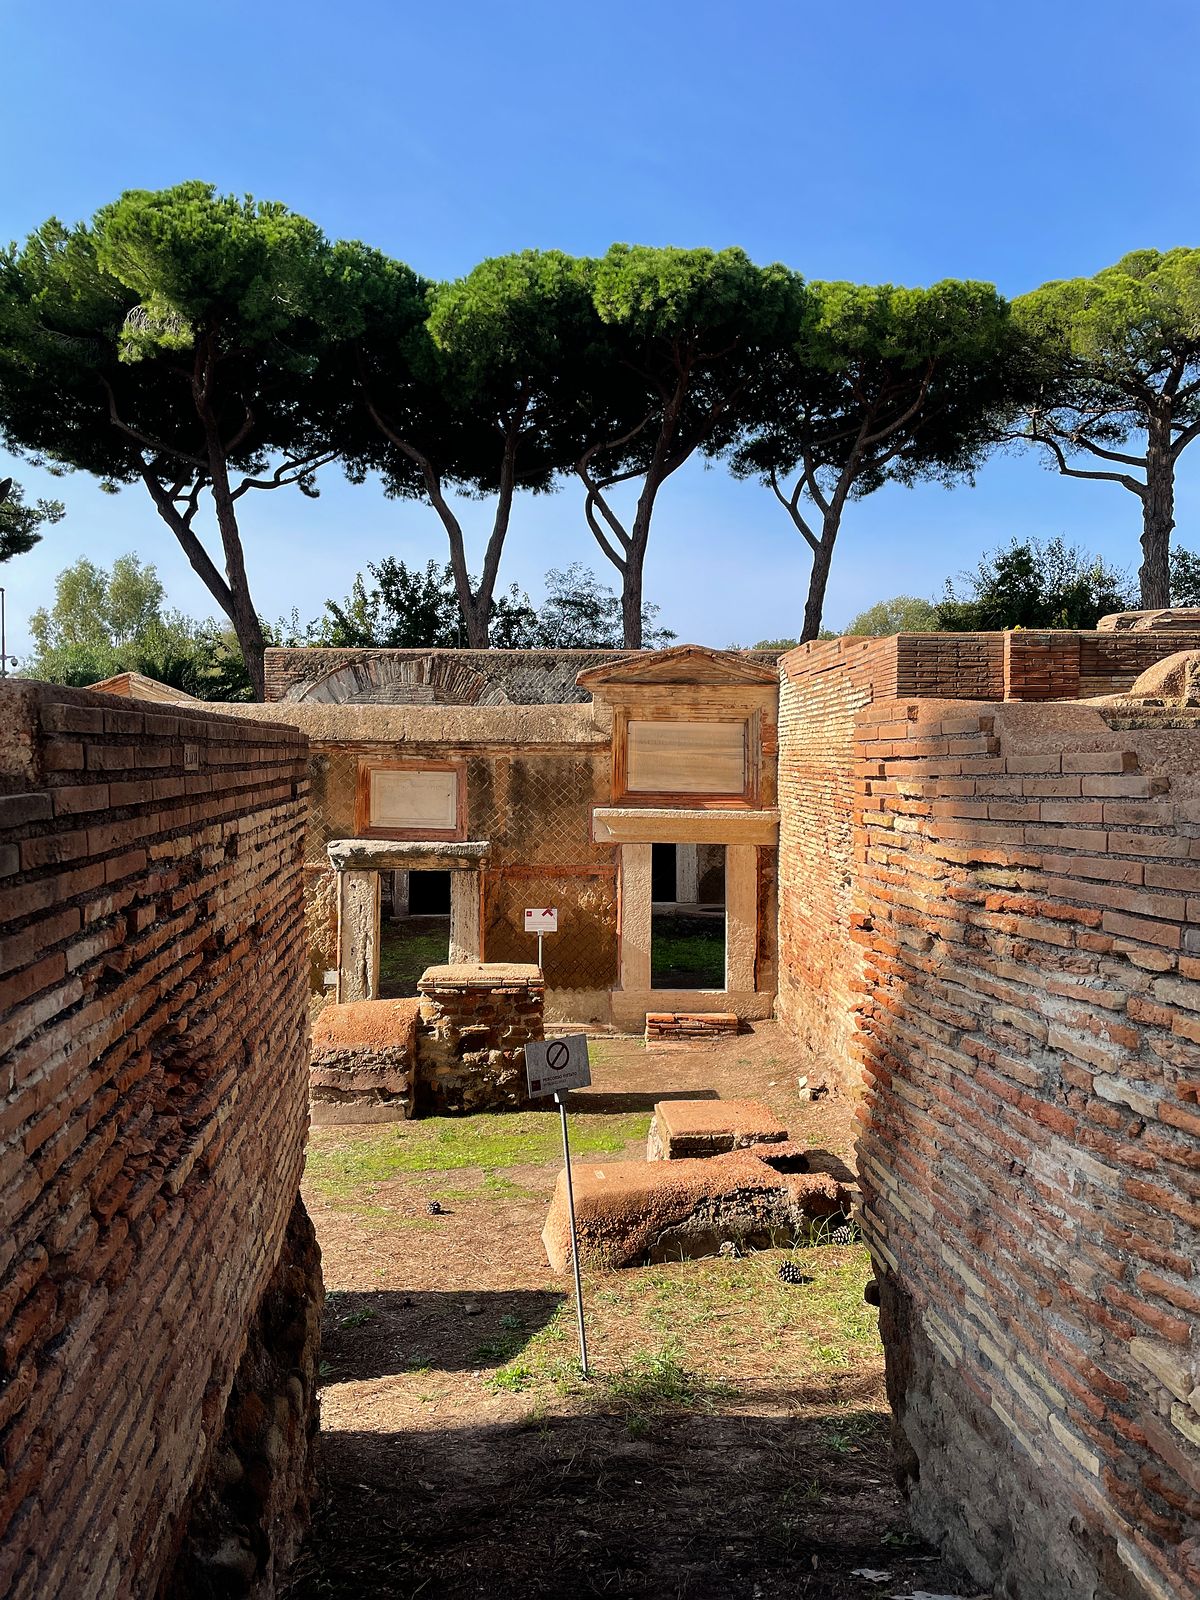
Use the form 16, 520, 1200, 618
467, 753, 611, 868
483, 869, 618, 991
304, 751, 359, 865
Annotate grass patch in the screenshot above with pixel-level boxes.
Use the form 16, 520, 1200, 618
306, 1111, 651, 1201
378, 923, 449, 998
480, 1246, 879, 1412
604, 1342, 727, 1411
651, 911, 725, 989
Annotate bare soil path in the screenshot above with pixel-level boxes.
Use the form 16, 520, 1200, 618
286, 1024, 971, 1599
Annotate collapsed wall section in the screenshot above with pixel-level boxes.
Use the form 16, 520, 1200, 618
850, 700, 1200, 1599
0, 681, 317, 1600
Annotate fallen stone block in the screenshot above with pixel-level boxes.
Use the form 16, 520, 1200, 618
309, 998, 420, 1123
646, 1097, 788, 1160
541, 1145, 853, 1271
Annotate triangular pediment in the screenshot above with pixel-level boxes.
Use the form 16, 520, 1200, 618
575, 645, 779, 691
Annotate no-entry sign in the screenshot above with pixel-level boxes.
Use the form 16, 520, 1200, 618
524, 907, 558, 935
524, 1033, 592, 1379
525, 1034, 591, 1097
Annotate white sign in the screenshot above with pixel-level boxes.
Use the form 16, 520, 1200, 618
524, 906, 558, 935
525, 1034, 591, 1098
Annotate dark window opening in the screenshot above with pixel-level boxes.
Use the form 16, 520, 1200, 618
652, 843, 677, 902
408, 870, 451, 916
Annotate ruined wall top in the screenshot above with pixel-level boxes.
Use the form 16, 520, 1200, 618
264, 646, 784, 707
781, 620, 1200, 703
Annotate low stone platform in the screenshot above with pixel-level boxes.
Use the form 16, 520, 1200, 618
541, 1144, 853, 1271
645, 1012, 740, 1047
647, 1097, 788, 1160
310, 998, 421, 1123
417, 963, 544, 1114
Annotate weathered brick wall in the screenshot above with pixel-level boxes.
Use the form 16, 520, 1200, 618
230, 702, 622, 1009
415, 962, 544, 1112
0, 681, 316, 1600
262, 646, 785, 705
777, 653, 1200, 1599
851, 700, 1200, 1599
776, 638, 894, 1081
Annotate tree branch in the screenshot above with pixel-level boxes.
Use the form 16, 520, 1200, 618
139, 465, 235, 615
767, 468, 818, 552
1028, 426, 1146, 495
230, 450, 338, 500
99, 376, 207, 470
583, 487, 629, 571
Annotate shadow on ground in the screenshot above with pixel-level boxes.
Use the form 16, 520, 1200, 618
322, 1288, 566, 1380
567, 1087, 720, 1114
285, 1407, 968, 1600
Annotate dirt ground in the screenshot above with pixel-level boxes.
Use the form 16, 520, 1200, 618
286, 1023, 974, 1600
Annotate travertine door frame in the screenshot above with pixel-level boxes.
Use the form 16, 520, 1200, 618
328, 839, 489, 1003
618, 840, 757, 995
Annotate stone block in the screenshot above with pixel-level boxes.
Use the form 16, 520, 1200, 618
646, 1097, 788, 1160
309, 998, 421, 1121
542, 1145, 851, 1271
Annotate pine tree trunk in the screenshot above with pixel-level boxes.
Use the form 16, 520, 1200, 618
463, 594, 489, 649
205, 448, 267, 700
800, 539, 834, 643
621, 559, 644, 649
1140, 424, 1175, 610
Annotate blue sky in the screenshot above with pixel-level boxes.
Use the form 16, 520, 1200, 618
2, 0, 1199, 655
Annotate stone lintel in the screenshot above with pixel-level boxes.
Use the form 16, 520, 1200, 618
594, 807, 779, 844
328, 838, 490, 872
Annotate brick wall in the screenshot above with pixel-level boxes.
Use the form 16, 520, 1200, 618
262, 646, 785, 706
776, 638, 893, 1080
777, 647, 1200, 1598
0, 681, 315, 1600
230, 703, 623, 1011
850, 699, 1200, 1598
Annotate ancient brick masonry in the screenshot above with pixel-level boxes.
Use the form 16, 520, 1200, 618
785, 684, 1200, 1599
0, 681, 318, 1600
644, 1011, 740, 1044
416, 962, 545, 1112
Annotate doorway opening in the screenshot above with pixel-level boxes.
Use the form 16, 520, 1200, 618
651, 844, 726, 989
379, 870, 450, 997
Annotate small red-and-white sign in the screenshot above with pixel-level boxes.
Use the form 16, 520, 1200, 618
524, 907, 558, 935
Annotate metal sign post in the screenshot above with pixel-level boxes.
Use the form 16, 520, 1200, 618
555, 1089, 589, 1379
525, 1034, 591, 1379
524, 906, 557, 971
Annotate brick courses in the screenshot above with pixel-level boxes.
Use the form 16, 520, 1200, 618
644, 1012, 740, 1044
0, 681, 313, 1600
777, 636, 1200, 1600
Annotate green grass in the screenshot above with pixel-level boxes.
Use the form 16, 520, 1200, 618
305, 1110, 651, 1201
604, 1342, 728, 1411
378, 924, 450, 998
650, 912, 726, 988
480, 1247, 879, 1406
